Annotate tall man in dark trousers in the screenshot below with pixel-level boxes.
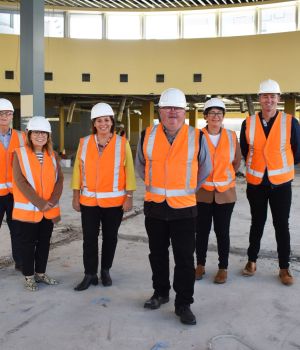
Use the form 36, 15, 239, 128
240, 79, 300, 285
136, 88, 211, 325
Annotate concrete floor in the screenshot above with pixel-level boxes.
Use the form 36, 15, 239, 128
0, 167, 300, 350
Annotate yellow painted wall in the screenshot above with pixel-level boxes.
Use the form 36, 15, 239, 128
0, 31, 300, 95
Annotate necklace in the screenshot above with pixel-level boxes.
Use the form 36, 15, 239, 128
97, 134, 112, 150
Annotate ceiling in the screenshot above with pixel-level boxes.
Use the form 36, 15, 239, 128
2, 0, 274, 10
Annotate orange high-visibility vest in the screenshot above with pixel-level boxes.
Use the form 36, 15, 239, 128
0, 129, 25, 196
79, 133, 126, 208
245, 112, 294, 185
201, 128, 236, 192
12, 146, 60, 223
143, 123, 199, 209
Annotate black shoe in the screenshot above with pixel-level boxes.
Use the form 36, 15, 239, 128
144, 294, 169, 310
74, 274, 98, 291
101, 269, 112, 287
175, 305, 196, 325
15, 263, 23, 272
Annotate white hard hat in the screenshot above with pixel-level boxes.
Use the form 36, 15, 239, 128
0, 98, 14, 112
91, 103, 114, 120
158, 88, 187, 109
204, 98, 226, 113
258, 79, 281, 94
27, 116, 51, 133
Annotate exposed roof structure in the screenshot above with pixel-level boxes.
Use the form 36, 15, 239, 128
2, 0, 274, 10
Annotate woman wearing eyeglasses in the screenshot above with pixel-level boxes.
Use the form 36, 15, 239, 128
12, 117, 63, 291
195, 98, 241, 284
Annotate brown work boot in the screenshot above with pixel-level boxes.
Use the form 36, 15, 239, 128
242, 261, 256, 276
214, 269, 227, 284
279, 269, 294, 286
195, 265, 205, 280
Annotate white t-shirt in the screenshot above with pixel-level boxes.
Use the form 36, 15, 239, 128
208, 133, 221, 148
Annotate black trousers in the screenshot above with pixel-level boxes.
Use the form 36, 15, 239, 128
246, 183, 292, 269
145, 216, 196, 307
80, 205, 123, 275
0, 193, 22, 265
196, 201, 235, 269
17, 218, 54, 276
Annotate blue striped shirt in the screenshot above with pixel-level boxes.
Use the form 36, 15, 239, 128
0, 128, 12, 149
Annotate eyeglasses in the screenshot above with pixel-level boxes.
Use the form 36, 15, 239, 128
31, 131, 48, 136
207, 112, 224, 117
160, 107, 185, 113
0, 111, 13, 117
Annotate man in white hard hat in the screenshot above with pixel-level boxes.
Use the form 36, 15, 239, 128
136, 88, 211, 325
240, 79, 300, 285
0, 98, 25, 271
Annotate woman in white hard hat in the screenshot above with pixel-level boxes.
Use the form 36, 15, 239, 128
12, 116, 63, 291
195, 98, 241, 284
72, 102, 136, 291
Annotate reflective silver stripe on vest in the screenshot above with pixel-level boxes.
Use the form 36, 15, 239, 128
80, 136, 91, 188
146, 125, 158, 187
14, 201, 58, 212
97, 190, 126, 198
146, 124, 196, 197
16, 131, 24, 147
267, 112, 294, 176
113, 135, 122, 192
247, 112, 293, 178
246, 114, 256, 175
81, 188, 125, 199
0, 182, 12, 189
80, 188, 96, 198
80, 135, 124, 197
20, 147, 36, 189
14, 202, 39, 211
186, 126, 195, 189
280, 112, 288, 170
204, 129, 234, 187
51, 154, 58, 182
146, 186, 195, 197
226, 129, 235, 163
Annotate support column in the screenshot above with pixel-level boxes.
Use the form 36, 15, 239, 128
189, 108, 198, 128
130, 114, 142, 159
142, 101, 154, 130
246, 95, 255, 116
284, 97, 296, 116
20, 0, 44, 129
59, 106, 65, 153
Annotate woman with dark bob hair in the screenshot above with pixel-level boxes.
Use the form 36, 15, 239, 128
72, 102, 136, 291
195, 98, 241, 284
12, 116, 63, 291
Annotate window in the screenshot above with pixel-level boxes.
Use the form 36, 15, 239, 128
221, 9, 256, 37
82, 73, 91, 82
5, 70, 14, 79
260, 5, 296, 34
45, 72, 53, 81
183, 12, 217, 38
193, 74, 202, 83
70, 13, 102, 39
45, 13, 64, 37
0, 12, 20, 35
107, 13, 141, 40
120, 74, 128, 83
145, 13, 178, 39
156, 74, 164, 83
